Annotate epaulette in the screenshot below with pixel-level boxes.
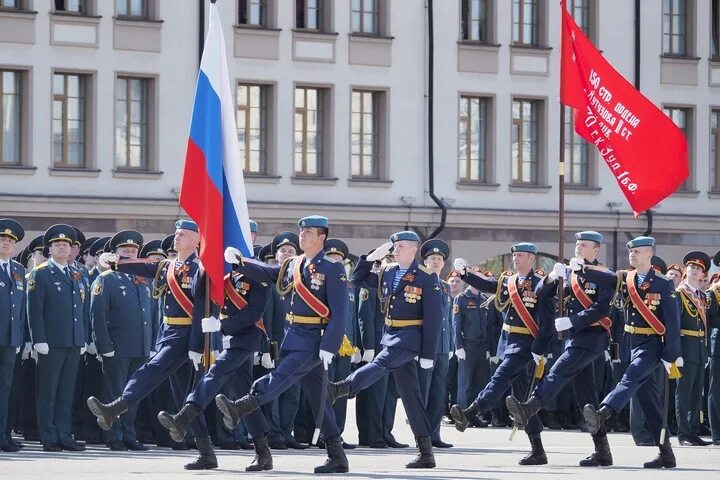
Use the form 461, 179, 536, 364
100, 269, 114, 277
32, 262, 48, 271
656, 272, 670, 281
418, 264, 433, 275
502, 270, 513, 277
535, 269, 545, 277
323, 255, 339, 263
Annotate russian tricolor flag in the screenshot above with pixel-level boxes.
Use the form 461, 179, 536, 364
180, 2, 253, 306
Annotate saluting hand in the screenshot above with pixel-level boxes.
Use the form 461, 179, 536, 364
453, 258, 468, 275
367, 242, 393, 262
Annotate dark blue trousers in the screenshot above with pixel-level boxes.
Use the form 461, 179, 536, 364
348, 347, 430, 437
708, 357, 720, 442
102, 356, 146, 443
0, 347, 16, 447
328, 356, 352, 433
675, 361, 704, 438
187, 348, 268, 439
36, 347, 80, 445
457, 346, 489, 408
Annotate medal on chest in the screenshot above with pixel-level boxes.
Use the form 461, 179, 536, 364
310, 272, 325, 291
644, 293, 660, 310
522, 288, 537, 309
404, 285, 422, 303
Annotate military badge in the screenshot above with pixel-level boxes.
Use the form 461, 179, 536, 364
340, 274, 347, 282
28, 279, 35, 292
402, 273, 415, 282
310, 272, 325, 291
0, 281, 4, 288
360, 289, 369, 301
134, 276, 148, 285
404, 285, 422, 303
92, 283, 102, 296
79, 287, 86, 301
13, 272, 22, 282
640, 281, 650, 291
452, 304, 460, 314
71, 271, 81, 282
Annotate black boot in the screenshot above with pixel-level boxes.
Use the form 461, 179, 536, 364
328, 380, 351, 405
579, 434, 613, 467
506, 395, 541, 430
519, 435, 548, 465
86, 397, 128, 431
246, 435, 273, 472
450, 402, 478, 432
313, 435, 349, 473
405, 436, 435, 468
184, 437, 218, 470
583, 404, 613, 435
157, 403, 199, 443
215, 394, 259, 430
643, 438, 676, 469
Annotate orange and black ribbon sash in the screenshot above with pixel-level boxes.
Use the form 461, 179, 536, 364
292, 254, 330, 318
571, 272, 612, 333
166, 261, 194, 318
625, 270, 666, 336
506, 274, 539, 337
223, 273, 267, 336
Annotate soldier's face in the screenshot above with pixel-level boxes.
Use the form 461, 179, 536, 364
424, 254, 445, 274
49, 240, 72, 263
448, 276, 464, 295
251, 232, 257, 244
147, 253, 166, 261
31, 251, 46, 266
71, 244, 80, 259
667, 269, 682, 286
327, 253, 344, 262
512, 252, 534, 272
299, 227, 325, 252
628, 246, 653, 268
84, 253, 96, 267
116, 246, 139, 260
575, 240, 600, 261
0, 235, 16, 259
392, 241, 417, 265
174, 229, 200, 253
685, 264, 703, 284
276, 245, 296, 263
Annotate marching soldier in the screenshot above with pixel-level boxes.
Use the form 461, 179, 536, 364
87, 220, 217, 470
450, 242, 554, 465
707, 252, 720, 445
505, 231, 615, 466
0, 219, 25, 452
579, 236, 682, 469
215, 216, 350, 473
674, 251, 712, 446
28, 224, 88, 451
328, 231, 443, 469
90, 230, 154, 451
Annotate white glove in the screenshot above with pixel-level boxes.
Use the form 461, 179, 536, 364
188, 351, 203, 370
319, 349, 334, 370
448, 351, 454, 359
361, 349, 375, 363
15, 346, 20, 354
34, 343, 49, 355
548, 262, 566, 282
351, 350, 361, 364
604, 350, 611, 362
419, 358, 434, 369
367, 242, 393, 262
675, 357, 684, 368
261, 352, 274, 369
453, 258, 469, 274
569, 257, 584, 272
253, 352, 261, 365
547, 353, 554, 360
224, 246, 242, 265
85, 343, 98, 355
80, 345, 86, 355
149, 350, 157, 359
102, 351, 115, 358
456, 348, 466, 360
98, 252, 119, 269
554, 317, 573, 332
489, 356, 499, 365
21, 342, 32, 360
662, 360, 672, 374
485, 351, 490, 360
532, 352, 542, 365
201, 316, 221, 333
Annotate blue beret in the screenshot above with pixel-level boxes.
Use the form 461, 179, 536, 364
0, 218, 24, 242
511, 242, 538, 255
421, 239, 449, 259
44, 224, 77, 246
324, 238, 349, 258
249, 220, 258, 233
575, 231, 603, 244
390, 231, 420, 243
626, 236, 654, 249
298, 215, 329, 229
175, 219, 198, 232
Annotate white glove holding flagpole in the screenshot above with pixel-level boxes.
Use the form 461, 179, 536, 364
569, 257, 584, 272
98, 253, 119, 270
201, 316, 221, 333
548, 262, 566, 282
554, 317, 573, 331
361, 349, 374, 363
224, 246, 242, 265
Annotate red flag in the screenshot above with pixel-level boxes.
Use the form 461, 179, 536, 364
560, 3, 688, 214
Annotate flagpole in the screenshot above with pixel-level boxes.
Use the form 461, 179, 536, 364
557, 0, 567, 336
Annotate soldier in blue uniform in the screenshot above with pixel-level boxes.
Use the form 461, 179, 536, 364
418, 238, 454, 449
707, 252, 720, 445
87, 237, 111, 284
505, 231, 615, 467
82, 237, 99, 270
674, 251, 712, 446
0, 219, 26, 452
87, 220, 217, 470
449, 242, 554, 465
28, 224, 88, 451
328, 230, 443, 469
90, 230, 155, 451
579, 236, 682, 469
155, 240, 274, 472
215, 216, 350, 473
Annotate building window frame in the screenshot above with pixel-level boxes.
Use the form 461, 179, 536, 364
54, 0, 89, 15
0, 69, 24, 167
351, 0, 381, 36
294, 85, 331, 178
460, 0, 492, 43
236, 82, 270, 176
511, 97, 544, 186
711, 108, 720, 191
350, 88, 386, 179
712, 0, 720, 59
115, 0, 151, 20
237, 0, 267, 27
566, 0, 596, 43
295, 0, 331, 33
512, 0, 546, 47
563, 106, 591, 187
52, 71, 92, 169
663, 105, 694, 191
114, 75, 153, 171
662, 0, 695, 57
458, 94, 492, 183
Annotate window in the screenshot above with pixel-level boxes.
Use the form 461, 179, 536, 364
351, 90, 380, 178
461, 0, 489, 42
351, 0, 378, 35
564, 107, 589, 186
662, 0, 688, 56
512, 99, 539, 184
296, 0, 323, 30
115, 77, 150, 170
459, 96, 489, 182
1, 0, 23, 10
238, 0, 265, 26
117, 0, 147, 18
53, 73, 88, 168
711, 109, 720, 190
236, 83, 268, 175
712, 0, 719, 58
567, 0, 591, 38
55, 0, 86, 13
512, 0, 538, 46
294, 87, 325, 176
663, 106, 692, 190
0, 70, 22, 165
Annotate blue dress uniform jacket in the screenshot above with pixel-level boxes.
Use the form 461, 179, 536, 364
351, 258, 443, 361
220, 272, 269, 352
27, 261, 87, 347
0, 259, 26, 348
358, 287, 386, 353
706, 286, 720, 442
708, 287, 720, 359
453, 289, 492, 350
90, 271, 155, 358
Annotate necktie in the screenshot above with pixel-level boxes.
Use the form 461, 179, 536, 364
1, 263, 8, 279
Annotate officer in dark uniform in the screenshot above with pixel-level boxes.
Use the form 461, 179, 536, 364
449, 242, 554, 465
87, 237, 111, 283
0, 219, 25, 452
674, 251, 712, 446
28, 224, 88, 451
579, 236, 682, 469
707, 252, 720, 444
329, 231, 443, 469
90, 230, 154, 451
27, 234, 47, 271
82, 237, 99, 269
215, 216, 349, 473
505, 231, 615, 467
87, 220, 217, 470
155, 240, 274, 472
161, 234, 177, 258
